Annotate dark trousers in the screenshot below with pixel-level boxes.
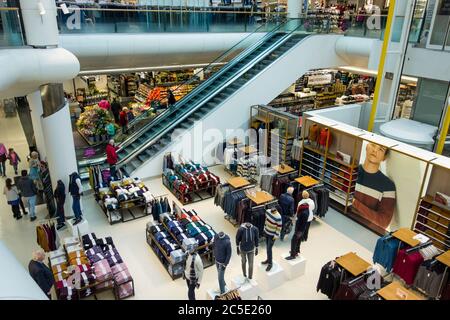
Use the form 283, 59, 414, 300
110, 165, 117, 181
280, 215, 293, 240
56, 200, 65, 225
10, 204, 21, 218
265, 236, 275, 265
12, 164, 18, 175
122, 125, 128, 135
0, 161, 5, 176
186, 279, 196, 300
290, 230, 303, 256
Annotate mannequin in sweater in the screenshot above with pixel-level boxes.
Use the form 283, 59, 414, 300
286, 202, 309, 260
183, 245, 203, 300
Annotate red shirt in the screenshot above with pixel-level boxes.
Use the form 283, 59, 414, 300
106, 144, 118, 165
119, 111, 128, 126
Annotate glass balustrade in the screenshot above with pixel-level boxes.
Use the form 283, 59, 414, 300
0, 8, 24, 47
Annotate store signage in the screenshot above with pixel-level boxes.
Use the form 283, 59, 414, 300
440, 0, 450, 15
307, 74, 332, 86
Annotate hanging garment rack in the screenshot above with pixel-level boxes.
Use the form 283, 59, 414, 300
150, 193, 169, 200
232, 185, 256, 194
406, 240, 434, 254
38, 217, 58, 225
348, 268, 376, 285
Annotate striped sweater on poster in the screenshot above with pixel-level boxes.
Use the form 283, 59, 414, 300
264, 209, 282, 239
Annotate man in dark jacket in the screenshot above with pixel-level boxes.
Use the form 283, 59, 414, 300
278, 186, 295, 241
214, 232, 232, 294
286, 203, 309, 260
111, 98, 121, 124
28, 250, 54, 299
16, 170, 38, 221
236, 222, 259, 281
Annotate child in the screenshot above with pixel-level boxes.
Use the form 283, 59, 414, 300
8, 148, 21, 175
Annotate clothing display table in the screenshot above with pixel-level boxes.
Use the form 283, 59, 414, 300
295, 175, 320, 188
437, 250, 450, 267
257, 261, 285, 291
232, 275, 260, 300
279, 253, 306, 280
227, 177, 251, 189
392, 228, 421, 247
228, 138, 242, 145
246, 191, 275, 205
336, 252, 371, 277
272, 164, 296, 175
67, 219, 90, 239
239, 145, 258, 155
377, 281, 424, 300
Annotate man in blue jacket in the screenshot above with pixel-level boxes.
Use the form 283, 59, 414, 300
28, 250, 54, 299
278, 186, 295, 241
214, 231, 232, 294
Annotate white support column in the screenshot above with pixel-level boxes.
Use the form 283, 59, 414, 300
27, 90, 47, 159
288, 0, 303, 19
41, 98, 78, 216
19, 0, 59, 47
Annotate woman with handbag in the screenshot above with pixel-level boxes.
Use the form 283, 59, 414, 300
3, 178, 22, 220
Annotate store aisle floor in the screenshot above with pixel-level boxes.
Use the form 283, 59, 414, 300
0, 115, 378, 299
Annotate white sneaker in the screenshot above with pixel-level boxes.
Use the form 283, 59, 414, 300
249, 279, 257, 286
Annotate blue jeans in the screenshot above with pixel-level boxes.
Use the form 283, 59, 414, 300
72, 195, 82, 219
216, 263, 227, 294
25, 195, 37, 218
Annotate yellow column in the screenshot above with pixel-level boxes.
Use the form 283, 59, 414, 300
367, 0, 396, 132
436, 105, 450, 154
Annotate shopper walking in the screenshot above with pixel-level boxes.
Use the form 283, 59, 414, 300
8, 148, 21, 175
0, 143, 8, 177
28, 250, 54, 299
17, 170, 38, 222
262, 208, 282, 271
278, 186, 295, 241
111, 98, 121, 124
69, 171, 83, 225
286, 202, 309, 260
119, 107, 129, 135
105, 139, 119, 181
54, 180, 66, 230
3, 178, 22, 220
214, 231, 232, 294
298, 190, 316, 242
183, 248, 204, 300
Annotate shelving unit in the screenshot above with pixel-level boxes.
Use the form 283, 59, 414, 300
250, 105, 298, 165
413, 155, 450, 250
145, 229, 184, 280
299, 117, 361, 212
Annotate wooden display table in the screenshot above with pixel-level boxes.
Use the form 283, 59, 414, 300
228, 138, 242, 145
392, 228, 421, 247
295, 176, 319, 188
377, 282, 424, 300
227, 177, 251, 189
336, 252, 371, 277
436, 250, 450, 267
273, 164, 295, 175
246, 191, 275, 205
240, 145, 258, 155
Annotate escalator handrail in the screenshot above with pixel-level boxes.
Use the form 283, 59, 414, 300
118, 23, 308, 169
116, 19, 296, 152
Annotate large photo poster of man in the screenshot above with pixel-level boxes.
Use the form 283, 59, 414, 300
352, 142, 396, 230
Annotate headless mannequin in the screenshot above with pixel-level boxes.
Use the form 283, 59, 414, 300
236, 222, 259, 282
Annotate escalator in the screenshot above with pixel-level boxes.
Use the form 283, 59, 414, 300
116, 22, 309, 176
77, 20, 304, 178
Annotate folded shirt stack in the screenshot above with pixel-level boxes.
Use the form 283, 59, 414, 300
82, 233, 98, 250
56, 280, 78, 300
116, 281, 134, 299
